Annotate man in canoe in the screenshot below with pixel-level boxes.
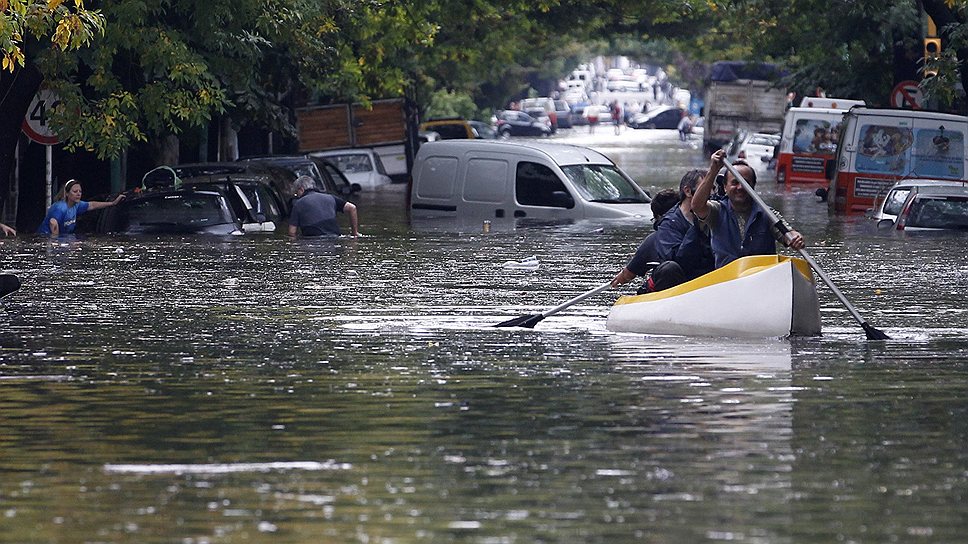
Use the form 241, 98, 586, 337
692, 150, 805, 268
654, 169, 715, 281
610, 188, 680, 293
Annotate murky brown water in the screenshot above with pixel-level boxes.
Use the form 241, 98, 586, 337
1, 129, 967, 543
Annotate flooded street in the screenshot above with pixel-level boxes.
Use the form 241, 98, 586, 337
2, 129, 968, 543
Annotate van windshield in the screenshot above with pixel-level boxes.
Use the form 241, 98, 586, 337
561, 165, 651, 203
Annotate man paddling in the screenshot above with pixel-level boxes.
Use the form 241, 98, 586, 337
692, 150, 805, 268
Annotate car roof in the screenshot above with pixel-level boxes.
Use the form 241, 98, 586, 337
910, 183, 968, 196
889, 179, 968, 191
417, 139, 613, 166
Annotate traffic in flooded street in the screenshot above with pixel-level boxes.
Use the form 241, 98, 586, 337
2, 121, 968, 543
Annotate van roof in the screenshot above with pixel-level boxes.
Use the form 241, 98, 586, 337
846, 107, 968, 123
417, 140, 614, 166
797, 97, 865, 109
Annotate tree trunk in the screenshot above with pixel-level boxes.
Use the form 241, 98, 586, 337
0, 64, 44, 219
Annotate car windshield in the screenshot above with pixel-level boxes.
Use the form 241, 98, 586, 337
327, 154, 373, 174
126, 192, 232, 229
561, 164, 650, 203
906, 196, 968, 229
883, 189, 911, 216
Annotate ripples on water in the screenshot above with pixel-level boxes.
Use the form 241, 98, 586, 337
2, 134, 968, 542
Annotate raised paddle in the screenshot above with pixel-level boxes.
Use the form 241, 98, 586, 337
721, 161, 890, 340
0, 274, 21, 300
494, 281, 612, 328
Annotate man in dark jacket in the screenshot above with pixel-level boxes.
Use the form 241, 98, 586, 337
287, 176, 360, 237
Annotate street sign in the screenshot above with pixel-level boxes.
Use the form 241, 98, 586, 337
21, 89, 62, 145
890, 80, 923, 110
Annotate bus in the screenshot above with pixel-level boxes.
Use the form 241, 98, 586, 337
775, 97, 865, 185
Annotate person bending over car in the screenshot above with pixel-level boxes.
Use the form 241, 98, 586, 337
287, 175, 360, 237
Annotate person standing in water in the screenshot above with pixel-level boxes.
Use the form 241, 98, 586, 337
37, 179, 125, 237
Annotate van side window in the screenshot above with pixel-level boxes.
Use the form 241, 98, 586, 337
515, 161, 574, 208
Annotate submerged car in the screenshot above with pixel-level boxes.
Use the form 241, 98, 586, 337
310, 149, 393, 190
725, 131, 781, 183
869, 179, 968, 222
888, 184, 968, 231
95, 169, 288, 235
237, 155, 360, 197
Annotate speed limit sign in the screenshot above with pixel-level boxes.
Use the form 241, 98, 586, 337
22, 88, 62, 145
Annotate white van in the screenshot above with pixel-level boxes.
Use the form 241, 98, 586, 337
776, 98, 865, 185
829, 107, 968, 213
409, 140, 653, 222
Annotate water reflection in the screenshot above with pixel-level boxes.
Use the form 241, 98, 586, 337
2, 131, 968, 542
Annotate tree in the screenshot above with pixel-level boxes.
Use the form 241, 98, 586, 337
0, 0, 105, 212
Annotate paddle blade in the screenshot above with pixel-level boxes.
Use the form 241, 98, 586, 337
0, 274, 20, 299
862, 322, 890, 341
493, 313, 545, 328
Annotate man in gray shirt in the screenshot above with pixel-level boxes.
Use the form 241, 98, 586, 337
287, 175, 360, 237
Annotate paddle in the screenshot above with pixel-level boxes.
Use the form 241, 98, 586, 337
721, 161, 890, 340
0, 274, 21, 300
494, 281, 612, 328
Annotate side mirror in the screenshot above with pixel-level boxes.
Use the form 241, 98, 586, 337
550, 190, 575, 209
351, 183, 362, 193
877, 218, 895, 230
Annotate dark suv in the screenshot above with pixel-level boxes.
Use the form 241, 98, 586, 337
95, 166, 288, 235
237, 155, 360, 197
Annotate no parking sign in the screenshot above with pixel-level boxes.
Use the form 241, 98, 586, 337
890, 80, 923, 110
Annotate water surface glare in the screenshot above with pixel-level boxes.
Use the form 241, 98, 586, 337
2, 130, 968, 543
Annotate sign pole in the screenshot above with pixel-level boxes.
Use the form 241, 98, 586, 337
45, 145, 53, 208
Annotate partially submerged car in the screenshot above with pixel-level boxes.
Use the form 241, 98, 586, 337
310, 149, 393, 190
96, 167, 288, 235
237, 155, 360, 197
884, 184, 968, 231
870, 179, 968, 222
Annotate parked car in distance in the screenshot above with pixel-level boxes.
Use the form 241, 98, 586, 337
870, 179, 968, 222
419, 118, 476, 139
469, 120, 498, 139
237, 155, 359, 197
495, 110, 552, 137
627, 105, 684, 129
520, 97, 559, 131
95, 169, 287, 235
553, 100, 573, 128
724, 131, 781, 183
884, 184, 968, 231
310, 149, 393, 190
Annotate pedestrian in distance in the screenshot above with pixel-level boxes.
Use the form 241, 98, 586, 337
37, 179, 125, 237
692, 150, 804, 269
287, 175, 360, 237
677, 114, 693, 142
610, 100, 622, 135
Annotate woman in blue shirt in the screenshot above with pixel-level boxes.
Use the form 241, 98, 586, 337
37, 179, 125, 236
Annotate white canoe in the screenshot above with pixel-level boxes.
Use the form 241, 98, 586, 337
606, 255, 822, 338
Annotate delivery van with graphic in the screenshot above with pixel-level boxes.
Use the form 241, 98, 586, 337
775, 97, 865, 185
828, 107, 968, 213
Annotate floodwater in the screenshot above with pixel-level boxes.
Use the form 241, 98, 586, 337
2, 129, 968, 543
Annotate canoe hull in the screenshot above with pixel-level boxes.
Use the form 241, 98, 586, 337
606, 256, 821, 338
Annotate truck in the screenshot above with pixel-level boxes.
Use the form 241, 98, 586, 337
703, 61, 788, 152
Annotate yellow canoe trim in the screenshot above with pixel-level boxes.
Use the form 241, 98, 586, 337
614, 255, 814, 306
